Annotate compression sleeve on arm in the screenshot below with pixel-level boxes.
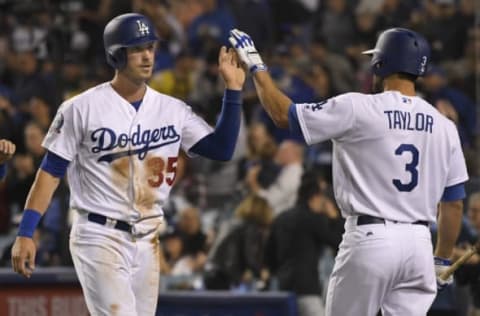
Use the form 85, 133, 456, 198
0, 164, 6, 179
189, 89, 242, 161
40, 150, 70, 178
288, 104, 306, 142
441, 183, 466, 202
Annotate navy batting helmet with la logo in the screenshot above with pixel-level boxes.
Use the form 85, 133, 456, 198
103, 13, 159, 69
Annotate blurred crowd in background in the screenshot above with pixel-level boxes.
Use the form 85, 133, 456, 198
0, 0, 478, 315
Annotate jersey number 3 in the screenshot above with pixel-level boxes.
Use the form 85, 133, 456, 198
393, 144, 419, 192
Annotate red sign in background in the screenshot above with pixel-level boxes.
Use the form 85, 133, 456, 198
0, 287, 89, 316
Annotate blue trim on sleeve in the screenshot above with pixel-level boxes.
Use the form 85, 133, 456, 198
441, 183, 466, 202
190, 89, 242, 161
288, 104, 306, 142
40, 151, 70, 178
0, 164, 6, 179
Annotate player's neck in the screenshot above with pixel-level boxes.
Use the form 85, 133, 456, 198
382, 76, 416, 97
110, 73, 147, 102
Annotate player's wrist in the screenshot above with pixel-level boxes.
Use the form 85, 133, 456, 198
223, 89, 242, 105
434, 256, 451, 264
17, 209, 42, 238
250, 63, 268, 74
224, 82, 243, 91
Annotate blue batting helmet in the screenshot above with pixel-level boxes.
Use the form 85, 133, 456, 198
362, 28, 430, 78
103, 13, 159, 69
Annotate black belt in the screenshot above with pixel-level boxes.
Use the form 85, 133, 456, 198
87, 212, 132, 232
357, 215, 428, 227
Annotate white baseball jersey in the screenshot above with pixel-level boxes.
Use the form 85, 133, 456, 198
43, 82, 213, 222
295, 90, 469, 223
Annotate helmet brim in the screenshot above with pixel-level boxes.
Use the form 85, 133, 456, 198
361, 48, 380, 55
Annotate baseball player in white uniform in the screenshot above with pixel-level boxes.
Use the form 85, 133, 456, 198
11, 13, 245, 315
229, 28, 468, 315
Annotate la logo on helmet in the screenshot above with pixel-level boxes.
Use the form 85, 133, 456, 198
136, 20, 149, 36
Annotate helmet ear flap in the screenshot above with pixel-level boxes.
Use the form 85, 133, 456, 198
106, 48, 126, 69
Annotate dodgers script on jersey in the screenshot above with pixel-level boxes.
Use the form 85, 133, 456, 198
295, 91, 468, 223
43, 82, 213, 222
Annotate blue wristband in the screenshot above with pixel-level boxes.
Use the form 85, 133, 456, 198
434, 256, 451, 266
251, 64, 268, 74
17, 209, 42, 238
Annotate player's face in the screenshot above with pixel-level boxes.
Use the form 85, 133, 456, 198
124, 42, 156, 82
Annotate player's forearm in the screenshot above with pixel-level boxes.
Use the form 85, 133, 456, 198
253, 71, 293, 128
24, 169, 61, 215
189, 90, 242, 161
435, 200, 463, 259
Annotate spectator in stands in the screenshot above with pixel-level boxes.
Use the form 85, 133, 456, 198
421, 65, 477, 147
60, 54, 85, 100
309, 36, 357, 93
9, 49, 57, 113
203, 194, 272, 290
187, 0, 235, 57
264, 170, 343, 316
442, 26, 478, 102
246, 139, 304, 216
7, 153, 35, 216
268, 0, 318, 44
160, 227, 192, 277
177, 207, 209, 273
379, 0, 413, 28
346, 5, 380, 64
226, 0, 275, 53
455, 192, 480, 316
240, 122, 279, 188
420, 0, 467, 62
27, 95, 53, 134
189, 48, 225, 124
302, 63, 336, 101
314, 0, 354, 55
150, 52, 198, 100
0, 92, 17, 141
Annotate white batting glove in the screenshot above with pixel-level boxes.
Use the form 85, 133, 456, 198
434, 256, 453, 291
229, 28, 267, 74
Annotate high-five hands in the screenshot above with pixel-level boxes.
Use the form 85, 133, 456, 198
218, 46, 246, 91
229, 29, 267, 74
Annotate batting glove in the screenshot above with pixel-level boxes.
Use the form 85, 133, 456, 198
434, 256, 453, 291
229, 29, 267, 74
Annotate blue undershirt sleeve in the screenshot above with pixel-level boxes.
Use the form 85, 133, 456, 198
190, 89, 242, 161
40, 151, 70, 178
441, 183, 466, 202
288, 103, 306, 142
0, 164, 6, 179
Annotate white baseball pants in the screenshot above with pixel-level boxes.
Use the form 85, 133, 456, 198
325, 217, 437, 316
69, 214, 162, 316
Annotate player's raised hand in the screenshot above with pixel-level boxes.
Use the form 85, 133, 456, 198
218, 46, 246, 91
11, 236, 37, 278
0, 139, 15, 164
228, 29, 267, 74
